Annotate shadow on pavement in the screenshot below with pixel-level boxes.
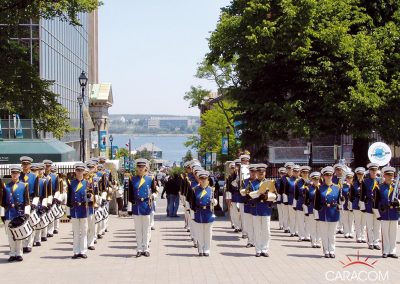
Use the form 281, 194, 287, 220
287, 254, 324, 258
217, 244, 248, 248
166, 253, 196, 257
162, 238, 188, 242
164, 244, 193, 248
220, 252, 254, 257
99, 253, 133, 258
57, 242, 73, 245
40, 256, 73, 260
51, 247, 72, 251
113, 235, 136, 239
108, 245, 136, 250
213, 235, 240, 242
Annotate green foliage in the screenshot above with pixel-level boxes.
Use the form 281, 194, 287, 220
115, 148, 131, 159
134, 149, 154, 161
0, 0, 101, 138
182, 150, 193, 162
169, 166, 183, 176
206, 0, 400, 157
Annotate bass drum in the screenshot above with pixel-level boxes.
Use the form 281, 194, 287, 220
8, 215, 33, 241
28, 210, 40, 227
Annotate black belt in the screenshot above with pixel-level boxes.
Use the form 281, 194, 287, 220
73, 202, 87, 206
134, 198, 149, 202
196, 206, 211, 210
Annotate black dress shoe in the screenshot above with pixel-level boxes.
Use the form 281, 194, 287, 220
94, 240, 97, 244
311, 245, 316, 248
330, 254, 335, 258
15, 256, 23, 262
186, 229, 190, 232
8, 256, 16, 262
246, 243, 253, 248
80, 254, 88, 259
41, 237, 47, 242
294, 233, 298, 237
361, 240, 367, 243
388, 254, 398, 258
344, 236, 348, 239
35, 242, 41, 247
204, 253, 209, 257
97, 234, 103, 239
261, 252, 269, 257
88, 246, 95, 250
199, 253, 203, 257
368, 245, 374, 250
382, 254, 388, 258
374, 245, 381, 250
356, 240, 362, 243
72, 254, 79, 259
290, 234, 295, 237
256, 253, 261, 257
284, 229, 289, 233
136, 252, 142, 257
53, 230, 59, 234
47, 234, 53, 238
105, 229, 108, 232
231, 225, 235, 229
151, 227, 155, 231
324, 254, 330, 258
349, 235, 354, 239
234, 229, 239, 233
316, 245, 321, 248
144, 251, 150, 257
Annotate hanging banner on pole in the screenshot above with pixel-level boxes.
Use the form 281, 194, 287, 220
221, 137, 228, 155
15, 114, 23, 139
233, 121, 242, 140
99, 130, 107, 154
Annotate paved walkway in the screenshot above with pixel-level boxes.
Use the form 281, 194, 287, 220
1, 199, 399, 283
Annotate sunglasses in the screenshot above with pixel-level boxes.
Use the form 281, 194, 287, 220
324, 173, 333, 176
137, 165, 146, 168
21, 162, 31, 165
76, 169, 84, 172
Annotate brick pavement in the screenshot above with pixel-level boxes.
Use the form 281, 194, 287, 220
1, 199, 399, 284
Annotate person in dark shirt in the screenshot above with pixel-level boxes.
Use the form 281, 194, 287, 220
165, 174, 181, 217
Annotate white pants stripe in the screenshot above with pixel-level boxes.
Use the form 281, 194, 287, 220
72, 217, 88, 255
295, 210, 305, 239
230, 202, 241, 229
319, 221, 337, 254
341, 210, 354, 237
87, 214, 96, 247
353, 210, 366, 242
134, 215, 151, 253
288, 206, 296, 233
253, 215, 270, 254
5, 220, 23, 257
365, 212, 381, 246
244, 212, 254, 245
381, 220, 397, 255
277, 203, 284, 228
282, 204, 289, 230
196, 223, 212, 254
239, 203, 246, 235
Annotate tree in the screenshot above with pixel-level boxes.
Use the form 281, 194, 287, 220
207, 0, 400, 166
0, 0, 101, 138
182, 150, 193, 162
134, 148, 154, 161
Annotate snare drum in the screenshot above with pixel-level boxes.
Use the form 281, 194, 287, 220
51, 204, 64, 219
47, 210, 55, 223
95, 208, 104, 224
103, 206, 109, 219
35, 212, 50, 230
28, 210, 40, 227
8, 215, 33, 241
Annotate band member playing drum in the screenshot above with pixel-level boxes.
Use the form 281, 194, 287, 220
314, 166, 341, 258
0, 165, 31, 262
67, 163, 90, 259
191, 170, 217, 256
128, 158, 157, 257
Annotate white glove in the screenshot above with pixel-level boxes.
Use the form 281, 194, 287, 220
225, 192, 232, 199
32, 197, 39, 206
212, 198, 218, 206
24, 205, 31, 215
128, 202, 132, 211
41, 198, 48, 207
0, 206, 5, 216
292, 199, 297, 208
283, 194, 288, 203
359, 201, 366, 211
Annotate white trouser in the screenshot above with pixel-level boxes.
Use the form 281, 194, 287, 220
253, 215, 270, 254
239, 203, 246, 235
134, 215, 151, 253
319, 221, 337, 254
342, 210, 354, 237
295, 210, 305, 239
150, 210, 155, 228
5, 221, 23, 257
305, 215, 320, 245
24, 228, 35, 248
282, 204, 289, 230
87, 214, 96, 247
184, 207, 190, 229
34, 228, 44, 242
72, 217, 88, 255
48, 219, 60, 234
244, 212, 254, 245
230, 202, 241, 229
288, 206, 296, 233
381, 220, 398, 255
277, 203, 284, 228
104, 202, 109, 231
353, 210, 366, 241
97, 219, 104, 235
365, 212, 381, 246
196, 222, 212, 254
189, 210, 197, 241
337, 210, 343, 231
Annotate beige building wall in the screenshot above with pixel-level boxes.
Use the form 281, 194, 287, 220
89, 10, 99, 85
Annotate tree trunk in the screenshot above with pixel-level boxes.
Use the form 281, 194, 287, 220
352, 137, 370, 168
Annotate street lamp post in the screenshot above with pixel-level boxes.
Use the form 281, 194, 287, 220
78, 71, 88, 161
96, 119, 103, 156
226, 126, 231, 158
109, 134, 114, 159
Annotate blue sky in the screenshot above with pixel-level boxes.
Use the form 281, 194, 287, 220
99, 0, 231, 116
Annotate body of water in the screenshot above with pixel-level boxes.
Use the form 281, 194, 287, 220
112, 134, 196, 164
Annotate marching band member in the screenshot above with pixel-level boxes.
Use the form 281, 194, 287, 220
293, 166, 311, 241
275, 167, 287, 230
242, 164, 257, 248
360, 163, 381, 250
238, 154, 250, 239
280, 162, 294, 233
283, 164, 299, 237
99, 156, 113, 235
67, 163, 89, 259
180, 161, 192, 232
0, 166, 31, 262
341, 171, 354, 239
96, 163, 107, 239
314, 166, 341, 258
191, 170, 217, 256
32, 163, 50, 246
20, 156, 37, 253
252, 164, 276, 257
226, 159, 242, 233
128, 158, 157, 257
333, 164, 345, 234
350, 167, 367, 243
374, 166, 399, 258
186, 162, 201, 247
304, 172, 321, 248
86, 161, 97, 250
43, 160, 58, 237
225, 162, 236, 230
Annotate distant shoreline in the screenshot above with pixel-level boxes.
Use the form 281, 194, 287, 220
109, 133, 196, 137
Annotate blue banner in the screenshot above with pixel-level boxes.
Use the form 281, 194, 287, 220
0, 119, 2, 137
112, 146, 119, 159
233, 121, 243, 139
206, 152, 212, 165
99, 131, 107, 152
15, 114, 23, 139
221, 137, 228, 155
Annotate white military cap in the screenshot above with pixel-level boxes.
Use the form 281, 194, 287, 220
333, 164, 344, 170
90, 158, 99, 164
240, 154, 250, 161
234, 159, 241, 165
382, 166, 396, 174
321, 166, 334, 175
256, 163, 267, 171
136, 158, 149, 168
183, 161, 191, 168
9, 165, 22, 172
229, 162, 235, 168
74, 163, 86, 170
300, 165, 311, 172
43, 160, 53, 165
310, 172, 321, 179
249, 164, 258, 171
354, 167, 366, 174
192, 165, 203, 173
97, 164, 104, 170
367, 162, 379, 169
284, 162, 295, 168
98, 156, 106, 162
278, 167, 287, 174
345, 171, 354, 177
86, 161, 96, 168
20, 156, 33, 163
198, 171, 210, 178
293, 164, 300, 171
